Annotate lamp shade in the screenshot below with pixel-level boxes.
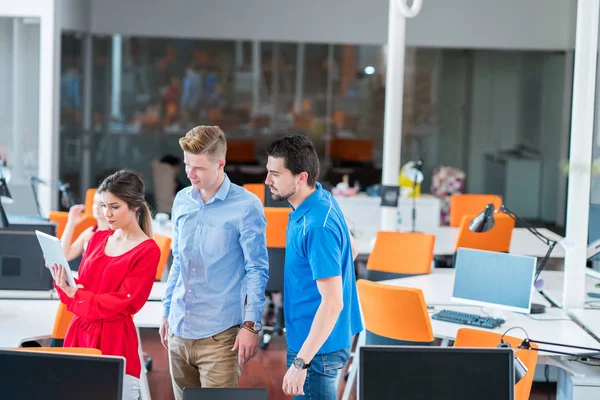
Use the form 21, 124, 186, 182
469, 203, 495, 232
0, 177, 13, 204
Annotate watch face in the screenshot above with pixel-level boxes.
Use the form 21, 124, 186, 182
254, 321, 263, 332
293, 358, 305, 369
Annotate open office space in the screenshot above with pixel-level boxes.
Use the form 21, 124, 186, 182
2, 0, 600, 399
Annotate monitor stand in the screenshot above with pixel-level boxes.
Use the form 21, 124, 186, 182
530, 303, 546, 314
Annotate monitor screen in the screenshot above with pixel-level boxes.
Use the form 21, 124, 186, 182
359, 346, 515, 400
0, 349, 124, 400
183, 388, 268, 400
0, 229, 54, 290
452, 248, 536, 314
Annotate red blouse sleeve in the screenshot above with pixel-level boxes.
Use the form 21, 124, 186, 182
67, 242, 160, 320
54, 230, 102, 306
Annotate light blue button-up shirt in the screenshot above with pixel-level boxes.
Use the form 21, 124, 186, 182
162, 175, 269, 339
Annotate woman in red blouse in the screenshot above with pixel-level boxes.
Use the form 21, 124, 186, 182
50, 170, 160, 400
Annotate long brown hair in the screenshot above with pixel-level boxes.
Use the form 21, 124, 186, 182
98, 170, 153, 237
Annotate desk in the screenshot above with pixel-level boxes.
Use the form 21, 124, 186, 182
154, 217, 564, 258
569, 308, 600, 341
0, 290, 54, 300
380, 270, 600, 357
540, 270, 600, 309
0, 299, 59, 348
334, 194, 441, 236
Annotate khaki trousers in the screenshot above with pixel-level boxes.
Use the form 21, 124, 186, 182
168, 326, 242, 400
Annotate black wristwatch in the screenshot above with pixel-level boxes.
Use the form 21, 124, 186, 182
293, 357, 311, 370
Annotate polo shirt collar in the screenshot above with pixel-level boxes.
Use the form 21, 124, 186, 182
290, 183, 323, 222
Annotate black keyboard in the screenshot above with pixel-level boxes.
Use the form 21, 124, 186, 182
431, 309, 505, 329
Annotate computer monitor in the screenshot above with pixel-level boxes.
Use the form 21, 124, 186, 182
183, 388, 268, 400
359, 346, 515, 400
0, 349, 124, 400
0, 219, 56, 290
452, 248, 536, 314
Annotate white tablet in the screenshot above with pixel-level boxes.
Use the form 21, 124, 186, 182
35, 230, 77, 288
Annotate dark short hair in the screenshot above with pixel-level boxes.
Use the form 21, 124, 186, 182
267, 134, 319, 187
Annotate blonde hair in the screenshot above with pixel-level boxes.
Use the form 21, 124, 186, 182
179, 125, 227, 160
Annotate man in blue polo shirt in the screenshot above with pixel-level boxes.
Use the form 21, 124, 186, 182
265, 134, 363, 399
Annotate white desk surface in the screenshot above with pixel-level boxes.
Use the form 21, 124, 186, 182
355, 226, 564, 257
380, 268, 551, 307
540, 269, 600, 309
569, 308, 600, 340
0, 290, 55, 300
428, 305, 599, 355
155, 217, 565, 259
0, 299, 60, 348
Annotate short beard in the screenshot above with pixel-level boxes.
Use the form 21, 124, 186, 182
270, 185, 297, 202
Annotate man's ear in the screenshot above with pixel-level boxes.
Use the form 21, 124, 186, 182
218, 159, 226, 170
297, 171, 309, 186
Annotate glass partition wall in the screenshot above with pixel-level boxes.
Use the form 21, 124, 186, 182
57, 33, 567, 226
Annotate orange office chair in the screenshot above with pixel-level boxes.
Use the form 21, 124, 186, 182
153, 233, 172, 281
243, 183, 265, 206
357, 279, 434, 346
449, 194, 503, 227
227, 140, 256, 164
455, 213, 515, 253
328, 139, 373, 164
261, 207, 290, 349
48, 211, 96, 240
50, 302, 75, 347
14, 347, 102, 355
454, 328, 538, 400
83, 188, 97, 216
366, 231, 435, 281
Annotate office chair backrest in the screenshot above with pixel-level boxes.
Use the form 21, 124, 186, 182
357, 279, 434, 345
51, 302, 75, 347
83, 188, 97, 216
265, 207, 290, 249
243, 183, 265, 206
366, 231, 435, 280
183, 388, 268, 400
49, 211, 96, 240
153, 233, 172, 281
15, 347, 102, 355
454, 328, 538, 400
455, 213, 515, 253
264, 207, 290, 293
329, 139, 373, 163
449, 194, 502, 227
227, 140, 256, 163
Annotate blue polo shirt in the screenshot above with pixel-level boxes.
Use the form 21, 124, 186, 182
284, 183, 364, 354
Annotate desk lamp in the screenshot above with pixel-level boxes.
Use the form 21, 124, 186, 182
500, 328, 600, 383
0, 163, 13, 228
469, 203, 557, 314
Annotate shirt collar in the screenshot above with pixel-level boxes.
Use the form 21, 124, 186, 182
189, 174, 231, 204
290, 183, 323, 222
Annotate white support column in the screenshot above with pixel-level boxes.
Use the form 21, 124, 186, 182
380, 0, 408, 231
111, 34, 122, 120
11, 18, 23, 181
80, 33, 93, 198
271, 43, 280, 128
563, 0, 600, 309
235, 41, 244, 68
294, 43, 305, 114
251, 40, 261, 116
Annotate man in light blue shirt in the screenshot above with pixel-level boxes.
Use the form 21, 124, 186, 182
160, 125, 268, 399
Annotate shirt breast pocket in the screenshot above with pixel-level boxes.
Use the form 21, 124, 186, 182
203, 225, 233, 257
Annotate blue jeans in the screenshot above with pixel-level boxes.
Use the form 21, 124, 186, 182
286, 347, 350, 400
